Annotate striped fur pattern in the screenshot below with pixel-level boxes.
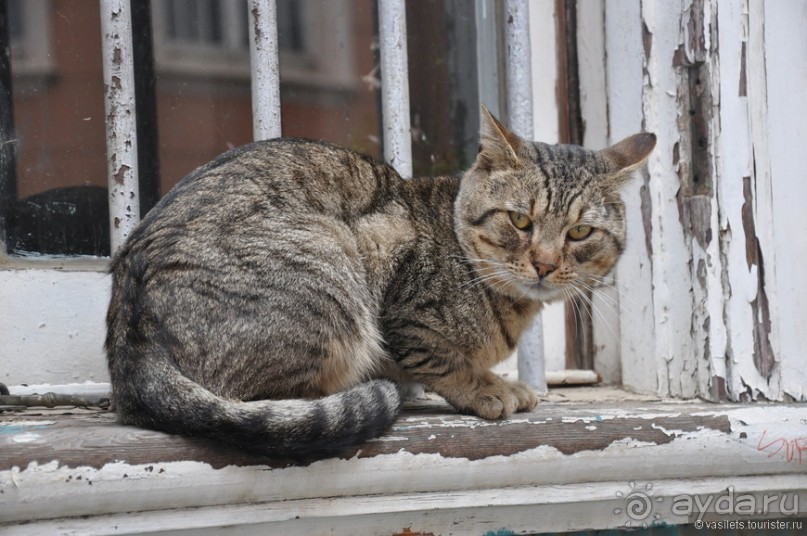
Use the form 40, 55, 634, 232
106, 107, 655, 459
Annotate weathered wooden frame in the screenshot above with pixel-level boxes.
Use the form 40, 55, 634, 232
2, 396, 806, 533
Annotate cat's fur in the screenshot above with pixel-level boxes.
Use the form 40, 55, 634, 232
106, 108, 655, 459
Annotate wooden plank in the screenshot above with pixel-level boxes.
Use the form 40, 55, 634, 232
674, 0, 727, 402
640, 0, 701, 398
759, 0, 807, 401
5, 476, 807, 536
714, 0, 753, 402
2, 399, 807, 533
0, 402, 732, 471
604, 0, 658, 394
715, 0, 762, 402
576, 0, 623, 385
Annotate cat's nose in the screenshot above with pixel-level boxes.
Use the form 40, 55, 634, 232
533, 261, 557, 278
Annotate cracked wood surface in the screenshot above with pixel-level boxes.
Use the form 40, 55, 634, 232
604, 0, 807, 402
0, 396, 780, 472
3, 391, 806, 533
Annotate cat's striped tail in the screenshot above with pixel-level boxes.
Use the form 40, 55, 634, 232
109, 347, 402, 461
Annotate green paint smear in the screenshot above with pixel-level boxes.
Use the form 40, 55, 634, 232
483, 530, 516, 536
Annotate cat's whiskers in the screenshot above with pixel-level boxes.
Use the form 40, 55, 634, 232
455, 256, 531, 296
574, 278, 622, 315
563, 287, 586, 333
460, 272, 507, 292
583, 273, 646, 312
459, 264, 516, 293
567, 282, 621, 344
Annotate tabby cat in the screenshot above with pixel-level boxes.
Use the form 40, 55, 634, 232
106, 107, 655, 459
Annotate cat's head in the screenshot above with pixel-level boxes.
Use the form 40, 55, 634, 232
454, 106, 655, 303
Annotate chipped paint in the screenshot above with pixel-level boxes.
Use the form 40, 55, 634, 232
10, 433, 41, 443
1, 403, 805, 534
378, 0, 413, 178
100, 0, 140, 252
0, 406, 730, 470
604, 0, 804, 402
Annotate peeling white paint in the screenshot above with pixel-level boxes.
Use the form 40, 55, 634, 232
2, 404, 805, 534
600, 0, 807, 401
606, 0, 659, 395
10, 433, 40, 444
99, 0, 140, 252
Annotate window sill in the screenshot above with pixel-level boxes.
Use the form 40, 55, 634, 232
2, 388, 806, 534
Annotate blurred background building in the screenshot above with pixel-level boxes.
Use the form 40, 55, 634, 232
5, 0, 481, 255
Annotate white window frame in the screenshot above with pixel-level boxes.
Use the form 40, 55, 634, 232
3, 2, 807, 534
3, 0, 805, 402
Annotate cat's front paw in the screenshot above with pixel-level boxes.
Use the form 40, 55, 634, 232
467, 380, 538, 419
509, 379, 539, 413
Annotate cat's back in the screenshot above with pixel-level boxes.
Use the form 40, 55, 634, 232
151, 138, 402, 226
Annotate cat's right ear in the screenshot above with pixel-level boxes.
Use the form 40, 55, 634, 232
477, 105, 522, 170
600, 132, 657, 175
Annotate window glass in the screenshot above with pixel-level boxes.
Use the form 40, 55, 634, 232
152, 0, 382, 192
277, 0, 381, 159
1, 0, 485, 257
407, 0, 481, 177
4, 0, 109, 256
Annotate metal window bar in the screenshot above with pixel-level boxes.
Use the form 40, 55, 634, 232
377, 0, 412, 179
504, 0, 546, 393
100, 0, 141, 253
248, 0, 282, 140
99, 0, 545, 389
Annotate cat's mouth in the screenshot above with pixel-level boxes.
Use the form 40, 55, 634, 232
516, 277, 567, 303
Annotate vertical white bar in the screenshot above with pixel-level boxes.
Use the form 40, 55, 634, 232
100, 0, 141, 253
577, 0, 621, 384
505, 0, 546, 393
378, 0, 412, 178
248, 0, 282, 140
475, 0, 502, 118
606, 0, 656, 394
528, 0, 566, 380
504, 0, 533, 138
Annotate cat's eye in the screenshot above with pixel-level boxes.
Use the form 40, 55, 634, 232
508, 211, 532, 230
567, 224, 593, 241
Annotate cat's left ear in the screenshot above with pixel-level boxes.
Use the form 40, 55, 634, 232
599, 132, 656, 182
477, 105, 523, 170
